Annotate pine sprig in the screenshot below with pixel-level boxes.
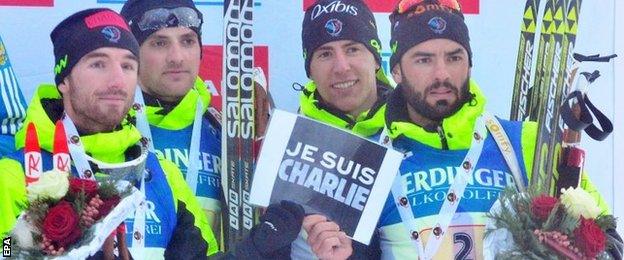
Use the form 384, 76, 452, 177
597, 215, 622, 255
558, 207, 580, 235
595, 215, 617, 231
27, 199, 52, 229
95, 172, 134, 199
71, 191, 88, 221
98, 180, 121, 200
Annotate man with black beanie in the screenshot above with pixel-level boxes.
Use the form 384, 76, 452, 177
382, 0, 619, 258
293, 0, 390, 259
305, 0, 620, 259
0, 8, 218, 259
120, 0, 226, 246
121, 1, 308, 258
299, 0, 392, 138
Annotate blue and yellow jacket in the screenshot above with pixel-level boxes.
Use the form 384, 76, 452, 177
140, 78, 222, 233
378, 79, 609, 259
0, 84, 218, 258
0, 35, 27, 156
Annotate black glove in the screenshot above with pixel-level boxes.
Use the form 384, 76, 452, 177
235, 200, 305, 259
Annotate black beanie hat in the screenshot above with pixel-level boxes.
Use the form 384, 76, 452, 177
302, 0, 382, 78
389, 0, 472, 70
120, 0, 203, 46
51, 8, 140, 86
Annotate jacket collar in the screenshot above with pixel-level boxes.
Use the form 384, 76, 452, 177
299, 79, 391, 137
15, 84, 142, 163
385, 79, 486, 150
143, 77, 211, 130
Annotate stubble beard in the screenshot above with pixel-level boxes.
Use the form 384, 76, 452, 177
69, 88, 130, 133
401, 76, 470, 122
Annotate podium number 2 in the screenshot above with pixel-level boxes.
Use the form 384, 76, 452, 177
453, 232, 473, 260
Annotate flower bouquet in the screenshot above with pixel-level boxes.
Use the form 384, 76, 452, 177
10, 169, 145, 259
484, 186, 622, 259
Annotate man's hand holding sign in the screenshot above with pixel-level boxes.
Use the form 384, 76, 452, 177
303, 214, 353, 259
249, 109, 402, 258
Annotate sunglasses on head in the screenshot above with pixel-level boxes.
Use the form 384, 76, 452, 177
131, 7, 201, 32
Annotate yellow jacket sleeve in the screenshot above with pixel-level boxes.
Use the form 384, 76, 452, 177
0, 158, 27, 237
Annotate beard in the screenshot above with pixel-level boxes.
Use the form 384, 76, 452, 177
401, 75, 470, 122
68, 87, 131, 133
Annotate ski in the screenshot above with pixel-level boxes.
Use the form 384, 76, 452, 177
222, 0, 243, 251
526, 0, 555, 123
239, 0, 256, 242
53, 120, 71, 172
221, 0, 256, 251
24, 123, 42, 185
510, 0, 541, 121
530, 0, 565, 188
544, 0, 582, 195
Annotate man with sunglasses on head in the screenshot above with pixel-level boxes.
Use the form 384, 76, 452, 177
119, 1, 309, 258
0, 8, 218, 258
120, 0, 225, 243
305, 0, 622, 259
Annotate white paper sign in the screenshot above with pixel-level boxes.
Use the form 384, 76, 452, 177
250, 109, 402, 245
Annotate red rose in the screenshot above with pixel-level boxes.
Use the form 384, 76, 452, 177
42, 201, 82, 248
69, 178, 98, 199
531, 195, 558, 221
574, 217, 606, 258
96, 196, 121, 220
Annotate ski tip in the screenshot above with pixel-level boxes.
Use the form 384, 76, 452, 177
25, 122, 40, 152
53, 120, 69, 155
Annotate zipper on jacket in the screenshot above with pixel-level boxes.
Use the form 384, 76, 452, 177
437, 125, 449, 150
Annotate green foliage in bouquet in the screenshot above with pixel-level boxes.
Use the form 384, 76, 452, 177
486, 183, 618, 260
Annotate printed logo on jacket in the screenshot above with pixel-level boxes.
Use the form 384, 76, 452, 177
396, 138, 518, 218
151, 120, 222, 200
